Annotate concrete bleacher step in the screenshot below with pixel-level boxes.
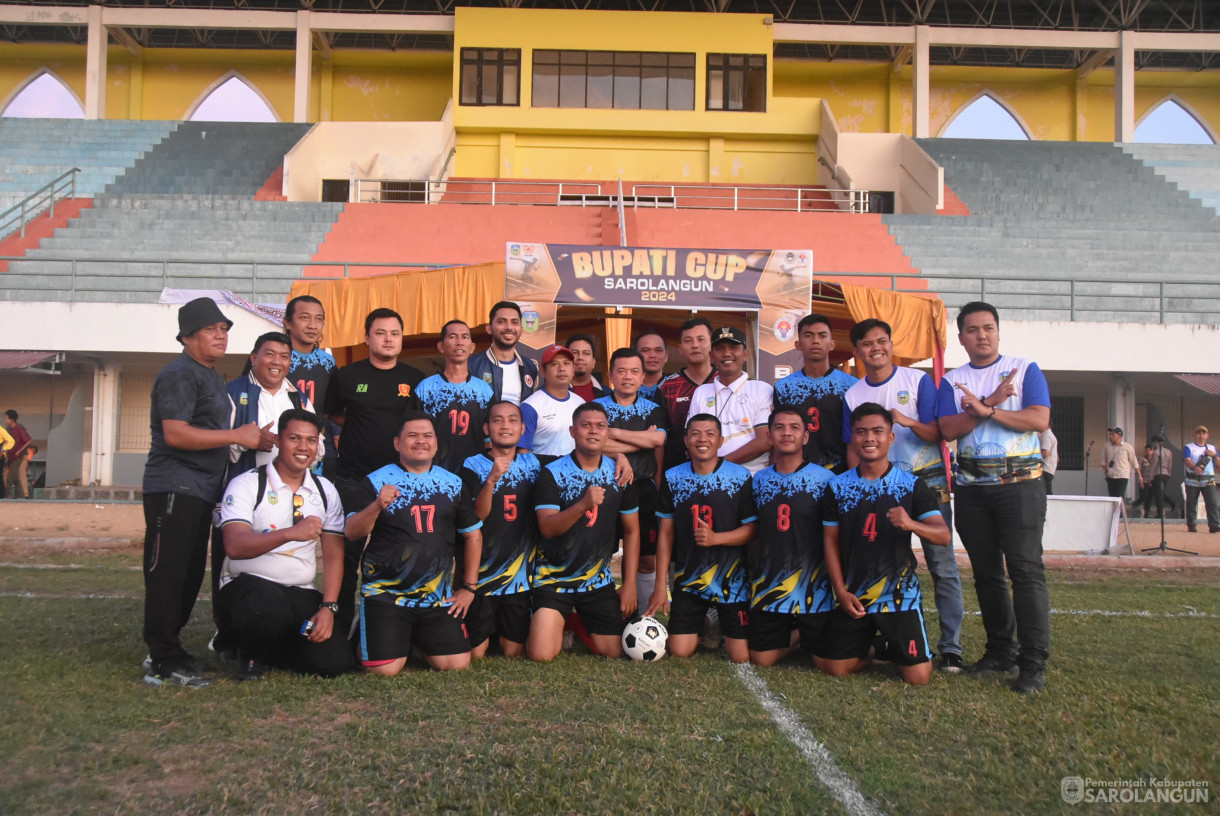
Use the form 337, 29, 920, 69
105, 122, 312, 197
886, 138, 1220, 326
1122, 143, 1220, 214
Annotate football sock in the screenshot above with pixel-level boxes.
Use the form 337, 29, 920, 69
637, 571, 656, 611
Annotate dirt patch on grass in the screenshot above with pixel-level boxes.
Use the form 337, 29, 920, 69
0, 501, 145, 540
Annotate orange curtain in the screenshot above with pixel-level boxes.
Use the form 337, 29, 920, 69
288, 263, 504, 349
839, 283, 947, 369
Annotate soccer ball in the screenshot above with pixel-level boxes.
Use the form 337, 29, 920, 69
621, 616, 668, 662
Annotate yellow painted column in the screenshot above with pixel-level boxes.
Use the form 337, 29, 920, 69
707, 137, 725, 181
319, 60, 333, 122
499, 132, 516, 178
128, 59, 144, 120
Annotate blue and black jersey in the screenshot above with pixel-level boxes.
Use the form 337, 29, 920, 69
772, 368, 857, 471
353, 464, 482, 608
289, 347, 336, 413
823, 464, 942, 613
534, 454, 639, 593
460, 452, 541, 596
594, 394, 668, 482
749, 462, 835, 614
657, 459, 757, 604
637, 383, 659, 402
416, 373, 495, 473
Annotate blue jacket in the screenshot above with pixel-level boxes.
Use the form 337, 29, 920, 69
224, 374, 311, 480
468, 347, 539, 403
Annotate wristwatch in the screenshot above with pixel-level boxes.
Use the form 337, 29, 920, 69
320, 601, 340, 614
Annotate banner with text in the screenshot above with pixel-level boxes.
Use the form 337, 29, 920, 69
505, 243, 813, 383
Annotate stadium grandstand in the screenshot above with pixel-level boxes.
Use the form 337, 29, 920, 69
0, 0, 1216, 500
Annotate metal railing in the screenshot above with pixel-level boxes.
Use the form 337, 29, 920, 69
0, 167, 79, 241
353, 177, 872, 213
0, 255, 1207, 326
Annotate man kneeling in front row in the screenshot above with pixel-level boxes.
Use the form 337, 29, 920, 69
217, 408, 353, 680
820, 402, 950, 686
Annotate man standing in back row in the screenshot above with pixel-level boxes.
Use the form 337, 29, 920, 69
324, 307, 424, 637
772, 313, 857, 473
469, 301, 538, 405
938, 301, 1051, 694
689, 327, 773, 475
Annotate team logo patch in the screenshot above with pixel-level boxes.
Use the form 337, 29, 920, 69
398, 384, 411, 397
239, 392, 248, 406
524, 374, 535, 388
267, 491, 278, 505
773, 317, 794, 342
706, 396, 716, 407
223, 494, 234, 507
523, 311, 540, 332
356, 384, 368, 393
897, 390, 910, 405
309, 494, 323, 506
481, 373, 494, 384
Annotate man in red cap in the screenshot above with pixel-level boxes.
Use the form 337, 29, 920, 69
520, 344, 585, 465
142, 297, 271, 688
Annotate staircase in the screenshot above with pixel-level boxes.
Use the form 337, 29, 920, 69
1122, 143, 1220, 215
0, 195, 343, 303
884, 139, 1220, 324
0, 118, 175, 212
105, 122, 312, 197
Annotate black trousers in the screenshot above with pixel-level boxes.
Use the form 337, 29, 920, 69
1105, 477, 1128, 500
1140, 474, 1175, 516
335, 476, 369, 641
955, 477, 1050, 669
143, 492, 213, 666
216, 573, 353, 677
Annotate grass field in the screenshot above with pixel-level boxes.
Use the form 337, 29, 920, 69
1, 547, 1217, 815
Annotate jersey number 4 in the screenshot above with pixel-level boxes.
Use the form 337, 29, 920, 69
862, 512, 878, 543
410, 504, 436, 533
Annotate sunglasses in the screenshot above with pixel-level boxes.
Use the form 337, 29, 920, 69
293, 493, 305, 524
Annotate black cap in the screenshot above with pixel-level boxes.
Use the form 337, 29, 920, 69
1107, 427, 1123, 436
176, 297, 234, 343
712, 326, 747, 347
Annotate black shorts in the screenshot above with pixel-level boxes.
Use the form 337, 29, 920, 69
531, 583, 624, 636
358, 599, 470, 664
635, 478, 660, 558
747, 608, 833, 654
466, 592, 531, 647
820, 608, 931, 665
668, 591, 748, 640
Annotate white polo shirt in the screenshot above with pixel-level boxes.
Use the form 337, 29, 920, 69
689, 373, 774, 474
217, 463, 344, 590
520, 389, 585, 457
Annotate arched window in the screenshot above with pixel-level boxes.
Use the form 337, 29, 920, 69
939, 93, 1031, 140
1135, 98, 1216, 145
2, 71, 85, 118
188, 74, 279, 122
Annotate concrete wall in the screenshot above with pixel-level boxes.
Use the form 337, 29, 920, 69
833, 132, 942, 213
283, 110, 455, 201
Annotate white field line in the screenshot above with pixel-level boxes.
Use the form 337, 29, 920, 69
734, 662, 887, 816
0, 563, 141, 570
0, 592, 210, 600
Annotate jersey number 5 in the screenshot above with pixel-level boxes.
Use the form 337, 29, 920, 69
503, 494, 517, 522
410, 504, 436, 534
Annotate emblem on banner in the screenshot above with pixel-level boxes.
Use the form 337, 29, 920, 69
510, 244, 521, 256
523, 311, 540, 332
773, 317, 795, 342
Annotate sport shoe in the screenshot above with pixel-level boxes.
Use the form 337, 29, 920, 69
967, 653, 1019, 677
144, 662, 211, 689
1011, 665, 1047, 694
233, 657, 267, 683
937, 653, 965, 673
141, 654, 152, 671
